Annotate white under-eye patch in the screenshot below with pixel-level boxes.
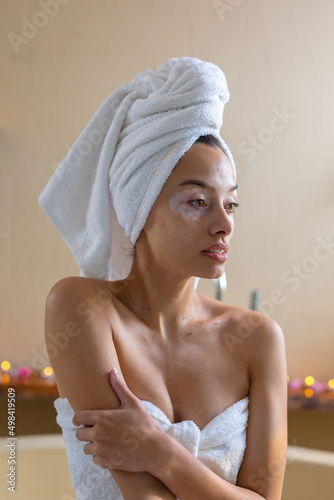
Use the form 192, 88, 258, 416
169, 191, 209, 221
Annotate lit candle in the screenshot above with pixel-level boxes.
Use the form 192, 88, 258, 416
1, 373, 10, 385
1, 360, 11, 372
304, 376, 315, 387
328, 379, 334, 390
41, 366, 55, 385
304, 387, 314, 398
1, 360, 11, 384
43, 366, 54, 377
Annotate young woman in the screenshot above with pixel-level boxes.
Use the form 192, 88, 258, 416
40, 58, 287, 500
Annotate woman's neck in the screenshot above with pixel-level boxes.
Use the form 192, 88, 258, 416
113, 259, 200, 337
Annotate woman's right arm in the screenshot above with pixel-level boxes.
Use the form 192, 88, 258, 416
44, 276, 175, 500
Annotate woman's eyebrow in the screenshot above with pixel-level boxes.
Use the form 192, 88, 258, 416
179, 179, 238, 192
178, 179, 214, 189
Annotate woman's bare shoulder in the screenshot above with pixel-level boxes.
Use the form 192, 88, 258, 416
220, 303, 285, 366
198, 292, 284, 353
45, 276, 117, 318
47, 275, 108, 300
44, 276, 118, 353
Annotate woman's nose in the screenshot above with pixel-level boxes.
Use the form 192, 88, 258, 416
208, 205, 234, 236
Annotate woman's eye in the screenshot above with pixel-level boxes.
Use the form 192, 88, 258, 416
189, 199, 207, 208
225, 202, 239, 214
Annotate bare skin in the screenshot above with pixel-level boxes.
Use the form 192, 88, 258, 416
45, 143, 287, 500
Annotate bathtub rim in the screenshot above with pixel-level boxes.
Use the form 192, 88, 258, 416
0, 433, 65, 451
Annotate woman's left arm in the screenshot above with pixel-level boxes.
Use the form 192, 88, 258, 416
74, 316, 287, 500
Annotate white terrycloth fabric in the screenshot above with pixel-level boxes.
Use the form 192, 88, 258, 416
54, 396, 248, 500
39, 57, 235, 281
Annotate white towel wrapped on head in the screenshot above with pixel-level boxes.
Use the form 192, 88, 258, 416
39, 57, 235, 280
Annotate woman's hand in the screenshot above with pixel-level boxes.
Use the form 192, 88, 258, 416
73, 369, 169, 473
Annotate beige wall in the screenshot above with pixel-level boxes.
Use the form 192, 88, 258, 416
1, 0, 334, 381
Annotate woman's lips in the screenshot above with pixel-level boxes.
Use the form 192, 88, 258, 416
202, 249, 228, 262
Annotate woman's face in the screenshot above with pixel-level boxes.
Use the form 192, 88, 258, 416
137, 142, 238, 280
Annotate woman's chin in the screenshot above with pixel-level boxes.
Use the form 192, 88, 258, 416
194, 267, 226, 281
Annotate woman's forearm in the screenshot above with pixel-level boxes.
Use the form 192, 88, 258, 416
111, 470, 176, 500
147, 435, 265, 500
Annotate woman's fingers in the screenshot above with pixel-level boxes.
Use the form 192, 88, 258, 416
76, 425, 94, 442
82, 441, 95, 455
72, 368, 139, 426
81, 433, 127, 471
73, 409, 99, 427
109, 367, 139, 409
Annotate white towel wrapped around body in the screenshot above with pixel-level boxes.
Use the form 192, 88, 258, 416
39, 57, 235, 280
54, 396, 248, 500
